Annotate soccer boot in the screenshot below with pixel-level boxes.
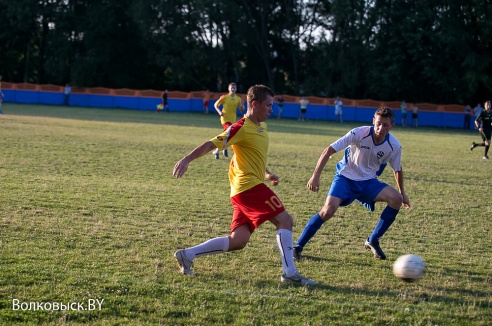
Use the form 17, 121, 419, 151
470, 142, 476, 151
281, 271, 316, 285
293, 246, 303, 260
213, 149, 219, 159
174, 249, 194, 275
364, 239, 387, 260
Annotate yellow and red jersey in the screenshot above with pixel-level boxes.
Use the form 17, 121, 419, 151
211, 117, 268, 197
216, 94, 243, 125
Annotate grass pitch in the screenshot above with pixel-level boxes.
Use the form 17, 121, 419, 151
0, 104, 490, 325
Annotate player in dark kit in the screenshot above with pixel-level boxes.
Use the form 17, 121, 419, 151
470, 100, 492, 160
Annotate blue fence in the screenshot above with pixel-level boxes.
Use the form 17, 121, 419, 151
3, 89, 471, 129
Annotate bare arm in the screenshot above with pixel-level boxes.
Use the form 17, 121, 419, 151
265, 168, 279, 186
394, 170, 411, 209
173, 141, 217, 178
307, 146, 337, 192
214, 102, 223, 116
239, 98, 245, 113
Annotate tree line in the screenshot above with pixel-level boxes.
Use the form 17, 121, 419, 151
0, 0, 490, 105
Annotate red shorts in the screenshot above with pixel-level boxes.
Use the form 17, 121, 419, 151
230, 183, 286, 233
222, 121, 233, 130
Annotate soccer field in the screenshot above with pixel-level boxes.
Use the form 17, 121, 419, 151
0, 104, 490, 325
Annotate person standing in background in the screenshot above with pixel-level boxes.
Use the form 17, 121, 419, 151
213, 83, 244, 159
298, 96, 309, 121
203, 90, 210, 114
276, 95, 284, 120
400, 101, 407, 127
411, 103, 418, 127
0, 75, 4, 114
334, 96, 343, 123
162, 90, 169, 112
64, 84, 71, 106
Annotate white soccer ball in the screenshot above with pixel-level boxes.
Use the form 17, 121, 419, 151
393, 254, 425, 282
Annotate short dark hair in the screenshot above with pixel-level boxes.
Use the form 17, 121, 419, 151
247, 85, 274, 107
375, 107, 395, 123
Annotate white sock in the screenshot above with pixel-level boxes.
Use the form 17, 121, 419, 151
276, 229, 297, 276
185, 236, 229, 260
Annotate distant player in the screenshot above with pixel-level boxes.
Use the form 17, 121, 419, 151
294, 107, 411, 261
0, 75, 4, 114
334, 96, 343, 123
213, 83, 244, 159
162, 90, 169, 111
298, 96, 309, 121
470, 100, 492, 159
173, 84, 315, 285
203, 90, 210, 114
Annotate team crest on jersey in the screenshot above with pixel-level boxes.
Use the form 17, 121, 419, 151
257, 129, 264, 133
217, 136, 223, 141
377, 151, 384, 159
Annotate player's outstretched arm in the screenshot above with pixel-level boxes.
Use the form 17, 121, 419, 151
307, 146, 337, 192
173, 141, 217, 178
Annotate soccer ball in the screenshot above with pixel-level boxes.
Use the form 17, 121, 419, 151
393, 254, 425, 282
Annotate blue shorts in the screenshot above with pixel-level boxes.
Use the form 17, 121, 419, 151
327, 174, 388, 211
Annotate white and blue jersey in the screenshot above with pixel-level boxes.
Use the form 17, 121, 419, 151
331, 126, 402, 181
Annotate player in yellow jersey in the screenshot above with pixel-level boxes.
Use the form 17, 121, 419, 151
212, 82, 244, 159
173, 84, 316, 285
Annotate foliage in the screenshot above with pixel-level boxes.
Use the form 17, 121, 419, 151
0, 105, 491, 325
0, 0, 491, 102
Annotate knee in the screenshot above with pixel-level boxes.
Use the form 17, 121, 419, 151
388, 193, 403, 209
235, 240, 248, 250
229, 236, 249, 251
319, 206, 335, 221
278, 213, 293, 230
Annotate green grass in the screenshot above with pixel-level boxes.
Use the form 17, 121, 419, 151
0, 104, 490, 325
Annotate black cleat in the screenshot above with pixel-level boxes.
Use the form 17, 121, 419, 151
293, 246, 303, 260
364, 239, 387, 260
471, 142, 476, 151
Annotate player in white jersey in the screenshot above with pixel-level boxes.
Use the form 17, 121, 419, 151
294, 107, 411, 260
331, 126, 402, 181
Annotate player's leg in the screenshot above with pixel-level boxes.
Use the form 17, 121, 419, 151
174, 235, 231, 275
235, 183, 314, 284
174, 205, 253, 275
269, 210, 316, 285
238, 185, 297, 277
471, 131, 487, 150
294, 175, 350, 259
221, 122, 233, 157
484, 135, 490, 159
364, 185, 403, 260
294, 195, 342, 260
